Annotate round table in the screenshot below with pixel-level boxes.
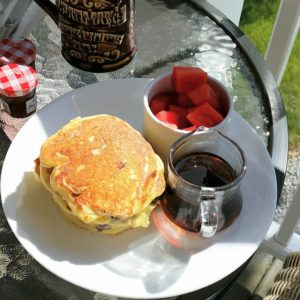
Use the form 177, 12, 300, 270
0, 1, 288, 299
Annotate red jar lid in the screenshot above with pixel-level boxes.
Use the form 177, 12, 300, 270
0, 38, 36, 66
0, 63, 38, 97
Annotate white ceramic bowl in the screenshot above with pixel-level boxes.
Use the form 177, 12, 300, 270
143, 71, 233, 164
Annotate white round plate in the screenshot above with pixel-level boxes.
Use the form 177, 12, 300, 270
1, 79, 277, 299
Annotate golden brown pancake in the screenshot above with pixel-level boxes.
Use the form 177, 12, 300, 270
35, 115, 165, 234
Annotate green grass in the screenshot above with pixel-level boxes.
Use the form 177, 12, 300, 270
240, 0, 300, 150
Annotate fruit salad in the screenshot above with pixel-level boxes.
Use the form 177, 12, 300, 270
150, 66, 225, 131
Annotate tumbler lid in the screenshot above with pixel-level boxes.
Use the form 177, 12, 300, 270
0, 63, 38, 97
0, 38, 36, 66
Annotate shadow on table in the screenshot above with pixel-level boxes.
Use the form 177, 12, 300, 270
0, 128, 11, 162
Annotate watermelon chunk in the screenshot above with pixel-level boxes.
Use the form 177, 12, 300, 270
187, 106, 198, 113
187, 103, 224, 127
155, 110, 179, 128
187, 112, 215, 127
172, 66, 208, 94
150, 92, 176, 115
199, 102, 224, 124
177, 94, 194, 108
169, 105, 189, 128
188, 83, 222, 113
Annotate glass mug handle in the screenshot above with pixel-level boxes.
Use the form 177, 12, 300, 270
200, 188, 218, 237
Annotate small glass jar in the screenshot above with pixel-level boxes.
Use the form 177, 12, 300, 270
161, 127, 246, 237
0, 38, 36, 68
0, 64, 38, 118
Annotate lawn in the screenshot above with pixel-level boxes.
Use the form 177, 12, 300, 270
239, 0, 300, 150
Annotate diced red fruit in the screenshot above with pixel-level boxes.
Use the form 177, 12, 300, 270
151, 66, 226, 131
177, 94, 194, 108
188, 83, 222, 112
158, 92, 178, 105
187, 112, 215, 127
155, 110, 179, 128
172, 66, 208, 94
183, 125, 197, 131
150, 100, 167, 115
150, 93, 173, 115
199, 102, 224, 124
169, 105, 187, 117
150, 94, 168, 115
187, 106, 197, 113
169, 105, 189, 128
186, 103, 224, 127
168, 92, 179, 104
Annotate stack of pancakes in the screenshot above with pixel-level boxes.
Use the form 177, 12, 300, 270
34, 115, 165, 234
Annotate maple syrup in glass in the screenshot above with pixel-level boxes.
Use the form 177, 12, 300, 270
174, 152, 237, 187
161, 128, 246, 236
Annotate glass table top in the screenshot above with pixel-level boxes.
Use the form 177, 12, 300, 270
32, 0, 270, 144
0, 1, 288, 299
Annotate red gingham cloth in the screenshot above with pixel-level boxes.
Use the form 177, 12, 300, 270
0, 63, 38, 97
0, 38, 36, 66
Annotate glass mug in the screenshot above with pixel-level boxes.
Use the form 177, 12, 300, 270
161, 127, 247, 238
34, 0, 136, 72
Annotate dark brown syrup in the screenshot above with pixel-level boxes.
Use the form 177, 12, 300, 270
174, 152, 237, 187
162, 152, 238, 232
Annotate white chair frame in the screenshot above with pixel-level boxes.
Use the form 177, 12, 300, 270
262, 186, 300, 260
261, 0, 300, 261
265, 0, 300, 85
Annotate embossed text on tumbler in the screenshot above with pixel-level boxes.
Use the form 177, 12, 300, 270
34, 0, 136, 72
